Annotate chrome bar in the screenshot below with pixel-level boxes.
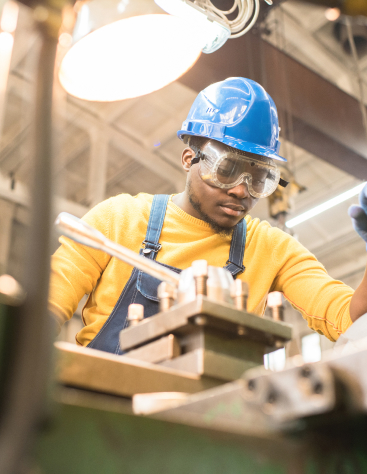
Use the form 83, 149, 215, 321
55, 212, 180, 287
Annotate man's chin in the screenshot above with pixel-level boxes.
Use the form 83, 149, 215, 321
190, 200, 233, 235
201, 213, 238, 236
214, 213, 246, 231
210, 222, 233, 237
188, 181, 237, 236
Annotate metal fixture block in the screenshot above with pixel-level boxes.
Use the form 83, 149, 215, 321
119, 296, 292, 353
160, 349, 260, 381
54, 342, 220, 398
123, 334, 180, 364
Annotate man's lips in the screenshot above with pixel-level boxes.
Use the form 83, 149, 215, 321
219, 203, 246, 217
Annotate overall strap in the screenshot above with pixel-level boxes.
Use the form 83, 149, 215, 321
224, 218, 247, 278
141, 194, 170, 261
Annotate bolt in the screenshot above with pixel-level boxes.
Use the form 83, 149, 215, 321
231, 280, 249, 311
192, 260, 208, 296
158, 282, 176, 312
237, 325, 247, 336
247, 379, 256, 391
267, 390, 278, 405
274, 340, 284, 349
300, 366, 312, 378
272, 306, 284, 321
267, 292, 284, 321
313, 382, 323, 395
194, 315, 207, 326
127, 304, 144, 326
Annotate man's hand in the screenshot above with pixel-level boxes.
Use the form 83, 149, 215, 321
349, 183, 367, 247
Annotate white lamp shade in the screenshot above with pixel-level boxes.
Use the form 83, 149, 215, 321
59, 12, 203, 102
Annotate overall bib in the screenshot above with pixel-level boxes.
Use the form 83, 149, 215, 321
87, 194, 247, 354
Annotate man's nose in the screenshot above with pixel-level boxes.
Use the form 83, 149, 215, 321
227, 180, 251, 199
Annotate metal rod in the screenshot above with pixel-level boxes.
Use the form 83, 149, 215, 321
55, 212, 181, 287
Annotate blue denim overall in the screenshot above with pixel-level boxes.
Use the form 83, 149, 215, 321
87, 194, 247, 354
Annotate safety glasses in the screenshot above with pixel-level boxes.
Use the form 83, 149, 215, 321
193, 140, 282, 198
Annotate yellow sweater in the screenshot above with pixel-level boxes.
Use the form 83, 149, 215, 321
49, 193, 354, 345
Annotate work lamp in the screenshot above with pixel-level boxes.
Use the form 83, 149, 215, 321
58, 0, 266, 102
58, 0, 205, 102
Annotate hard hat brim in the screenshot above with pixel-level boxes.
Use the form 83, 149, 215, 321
177, 130, 287, 162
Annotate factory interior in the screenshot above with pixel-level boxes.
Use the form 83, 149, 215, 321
0, 0, 367, 472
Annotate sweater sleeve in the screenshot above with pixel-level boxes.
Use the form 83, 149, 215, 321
48, 199, 113, 328
270, 229, 354, 341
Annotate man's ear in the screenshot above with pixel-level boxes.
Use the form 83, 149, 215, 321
181, 147, 196, 172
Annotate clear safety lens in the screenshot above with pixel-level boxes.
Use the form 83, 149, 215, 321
198, 141, 280, 198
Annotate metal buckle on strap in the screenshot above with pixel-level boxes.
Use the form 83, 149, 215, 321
225, 260, 245, 273
142, 240, 162, 255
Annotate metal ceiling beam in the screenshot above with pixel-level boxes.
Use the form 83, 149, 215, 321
0, 172, 87, 217
301, 0, 367, 17
0, 123, 30, 164
53, 137, 89, 175
291, 117, 367, 178
268, 7, 353, 93
8, 76, 186, 191
179, 32, 367, 180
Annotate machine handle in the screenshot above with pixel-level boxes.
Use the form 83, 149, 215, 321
55, 212, 180, 287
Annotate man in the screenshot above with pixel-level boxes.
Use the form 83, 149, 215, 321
49, 77, 367, 354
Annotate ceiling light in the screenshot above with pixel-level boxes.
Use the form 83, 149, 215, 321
1, 0, 18, 33
58, 0, 204, 102
286, 182, 365, 228
325, 7, 340, 22
59, 0, 269, 102
58, 32, 72, 48
0, 31, 14, 106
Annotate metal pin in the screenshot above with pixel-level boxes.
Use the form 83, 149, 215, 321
157, 282, 176, 312
194, 315, 207, 326
267, 292, 284, 321
231, 279, 249, 311
274, 340, 284, 349
127, 304, 144, 326
192, 260, 208, 297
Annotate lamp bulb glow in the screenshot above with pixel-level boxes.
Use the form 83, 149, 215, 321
59, 14, 203, 102
1, 1, 19, 33
325, 8, 340, 22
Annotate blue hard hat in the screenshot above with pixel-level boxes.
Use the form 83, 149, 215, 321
177, 77, 286, 162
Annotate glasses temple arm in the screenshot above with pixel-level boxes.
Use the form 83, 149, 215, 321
279, 177, 289, 188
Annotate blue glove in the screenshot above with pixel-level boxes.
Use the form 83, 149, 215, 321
348, 183, 367, 249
